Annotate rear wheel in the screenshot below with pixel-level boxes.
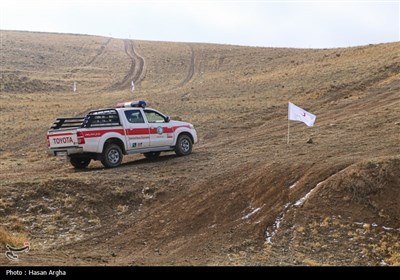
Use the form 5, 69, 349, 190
70, 157, 91, 169
143, 151, 161, 159
175, 134, 193, 156
101, 144, 123, 168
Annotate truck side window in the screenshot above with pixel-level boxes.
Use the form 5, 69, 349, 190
144, 110, 166, 123
124, 110, 145, 124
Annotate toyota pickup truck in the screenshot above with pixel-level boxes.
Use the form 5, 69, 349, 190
47, 101, 198, 169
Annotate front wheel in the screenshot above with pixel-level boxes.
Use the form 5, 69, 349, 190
70, 157, 91, 169
101, 144, 123, 168
175, 134, 193, 156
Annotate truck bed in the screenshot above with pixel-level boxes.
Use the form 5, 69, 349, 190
49, 109, 121, 131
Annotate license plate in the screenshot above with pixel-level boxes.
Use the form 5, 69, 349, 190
56, 151, 67, 157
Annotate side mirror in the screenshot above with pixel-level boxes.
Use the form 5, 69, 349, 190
166, 116, 171, 123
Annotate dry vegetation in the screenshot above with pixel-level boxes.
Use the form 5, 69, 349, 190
0, 228, 27, 248
0, 30, 399, 265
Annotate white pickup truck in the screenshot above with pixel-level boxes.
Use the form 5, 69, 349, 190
47, 101, 198, 169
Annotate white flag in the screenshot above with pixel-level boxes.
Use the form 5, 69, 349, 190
288, 102, 316, 127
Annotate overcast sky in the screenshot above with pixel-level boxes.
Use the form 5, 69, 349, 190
1, 0, 399, 48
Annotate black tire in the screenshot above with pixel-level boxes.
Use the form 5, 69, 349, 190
143, 151, 161, 159
175, 134, 193, 156
70, 157, 91, 169
101, 144, 123, 168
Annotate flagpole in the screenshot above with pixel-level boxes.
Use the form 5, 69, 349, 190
287, 119, 290, 144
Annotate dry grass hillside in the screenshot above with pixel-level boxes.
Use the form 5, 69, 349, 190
0, 30, 399, 265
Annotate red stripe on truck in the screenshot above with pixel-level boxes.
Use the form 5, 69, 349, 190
82, 129, 125, 138
125, 128, 150, 135
55, 125, 192, 140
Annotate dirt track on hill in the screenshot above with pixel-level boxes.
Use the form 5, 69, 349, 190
85, 38, 112, 66
0, 31, 399, 266
111, 40, 146, 90
178, 44, 196, 87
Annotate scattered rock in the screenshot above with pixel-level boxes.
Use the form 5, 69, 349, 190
307, 138, 313, 144
363, 223, 371, 230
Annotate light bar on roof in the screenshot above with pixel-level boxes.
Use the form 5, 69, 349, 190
115, 100, 147, 108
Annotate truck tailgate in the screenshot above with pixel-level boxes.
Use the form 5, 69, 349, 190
48, 130, 78, 149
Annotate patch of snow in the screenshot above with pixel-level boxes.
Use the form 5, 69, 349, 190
294, 188, 316, 206
265, 167, 353, 244
265, 216, 285, 244
276, 216, 283, 229
242, 207, 261, 220
316, 181, 325, 188
294, 178, 330, 207
265, 204, 291, 244
355, 222, 397, 231
382, 226, 393, 230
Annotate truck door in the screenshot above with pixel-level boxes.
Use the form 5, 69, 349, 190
143, 109, 174, 147
123, 109, 150, 150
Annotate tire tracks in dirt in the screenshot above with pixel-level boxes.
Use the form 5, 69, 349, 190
178, 44, 196, 87
111, 40, 146, 90
156, 43, 196, 96
86, 38, 112, 66
68, 38, 111, 85
131, 40, 147, 84
179, 44, 207, 87
157, 43, 202, 95
170, 44, 199, 100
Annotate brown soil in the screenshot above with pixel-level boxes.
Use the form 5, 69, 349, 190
0, 30, 399, 266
